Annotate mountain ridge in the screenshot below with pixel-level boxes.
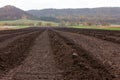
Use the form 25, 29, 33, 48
27, 7, 120, 24
0, 5, 120, 24
0, 5, 36, 20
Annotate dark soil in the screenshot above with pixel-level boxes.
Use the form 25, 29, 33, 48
0, 27, 119, 80
57, 28, 120, 44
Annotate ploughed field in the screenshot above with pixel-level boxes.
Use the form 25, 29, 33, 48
0, 27, 120, 80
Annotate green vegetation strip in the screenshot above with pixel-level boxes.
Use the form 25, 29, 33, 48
70, 26, 120, 31
0, 19, 58, 26
11, 26, 30, 29
102, 27, 120, 30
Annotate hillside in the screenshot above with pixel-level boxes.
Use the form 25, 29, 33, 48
28, 7, 120, 24
0, 5, 120, 24
0, 5, 36, 20
28, 8, 120, 17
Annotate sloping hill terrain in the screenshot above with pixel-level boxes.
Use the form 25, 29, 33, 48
28, 7, 120, 24
0, 5, 120, 24
0, 5, 36, 20
28, 8, 120, 17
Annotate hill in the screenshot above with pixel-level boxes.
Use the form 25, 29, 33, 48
28, 7, 120, 24
0, 5, 120, 25
0, 5, 36, 20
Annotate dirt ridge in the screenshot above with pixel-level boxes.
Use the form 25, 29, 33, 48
0, 27, 119, 80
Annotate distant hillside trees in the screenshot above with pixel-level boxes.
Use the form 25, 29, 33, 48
101, 22, 110, 26
40, 16, 60, 22
0, 22, 35, 26
0, 5, 37, 20
36, 22, 42, 26
28, 7, 120, 25
58, 21, 67, 27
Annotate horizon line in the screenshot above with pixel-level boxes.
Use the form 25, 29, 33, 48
1, 5, 120, 11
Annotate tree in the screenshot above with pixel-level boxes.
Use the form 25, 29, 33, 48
101, 22, 110, 26
37, 22, 42, 26
45, 23, 53, 26
59, 21, 66, 27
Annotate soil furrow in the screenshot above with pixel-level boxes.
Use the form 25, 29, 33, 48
3, 30, 63, 80
0, 27, 41, 35
58, 28, 120, 44
0, 27, 119, 80
0, 31, 41, 79
0, 30, 37, 43
55, 30, 120, 79
0, 31, 40, 49
49, 30, 116, 80
78, 33, 120, 44
57, 28, 120, 37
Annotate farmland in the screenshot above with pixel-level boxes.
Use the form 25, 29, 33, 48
70, 25, 120, 30
0, 20, 58, 29
0, 27, 119, 80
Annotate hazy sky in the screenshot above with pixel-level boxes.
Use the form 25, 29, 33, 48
0, 0, 120, 10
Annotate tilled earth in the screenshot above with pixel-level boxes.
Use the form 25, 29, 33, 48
0, 27, 120, 80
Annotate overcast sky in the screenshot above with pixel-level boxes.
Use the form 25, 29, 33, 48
0, 0, 120, 10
